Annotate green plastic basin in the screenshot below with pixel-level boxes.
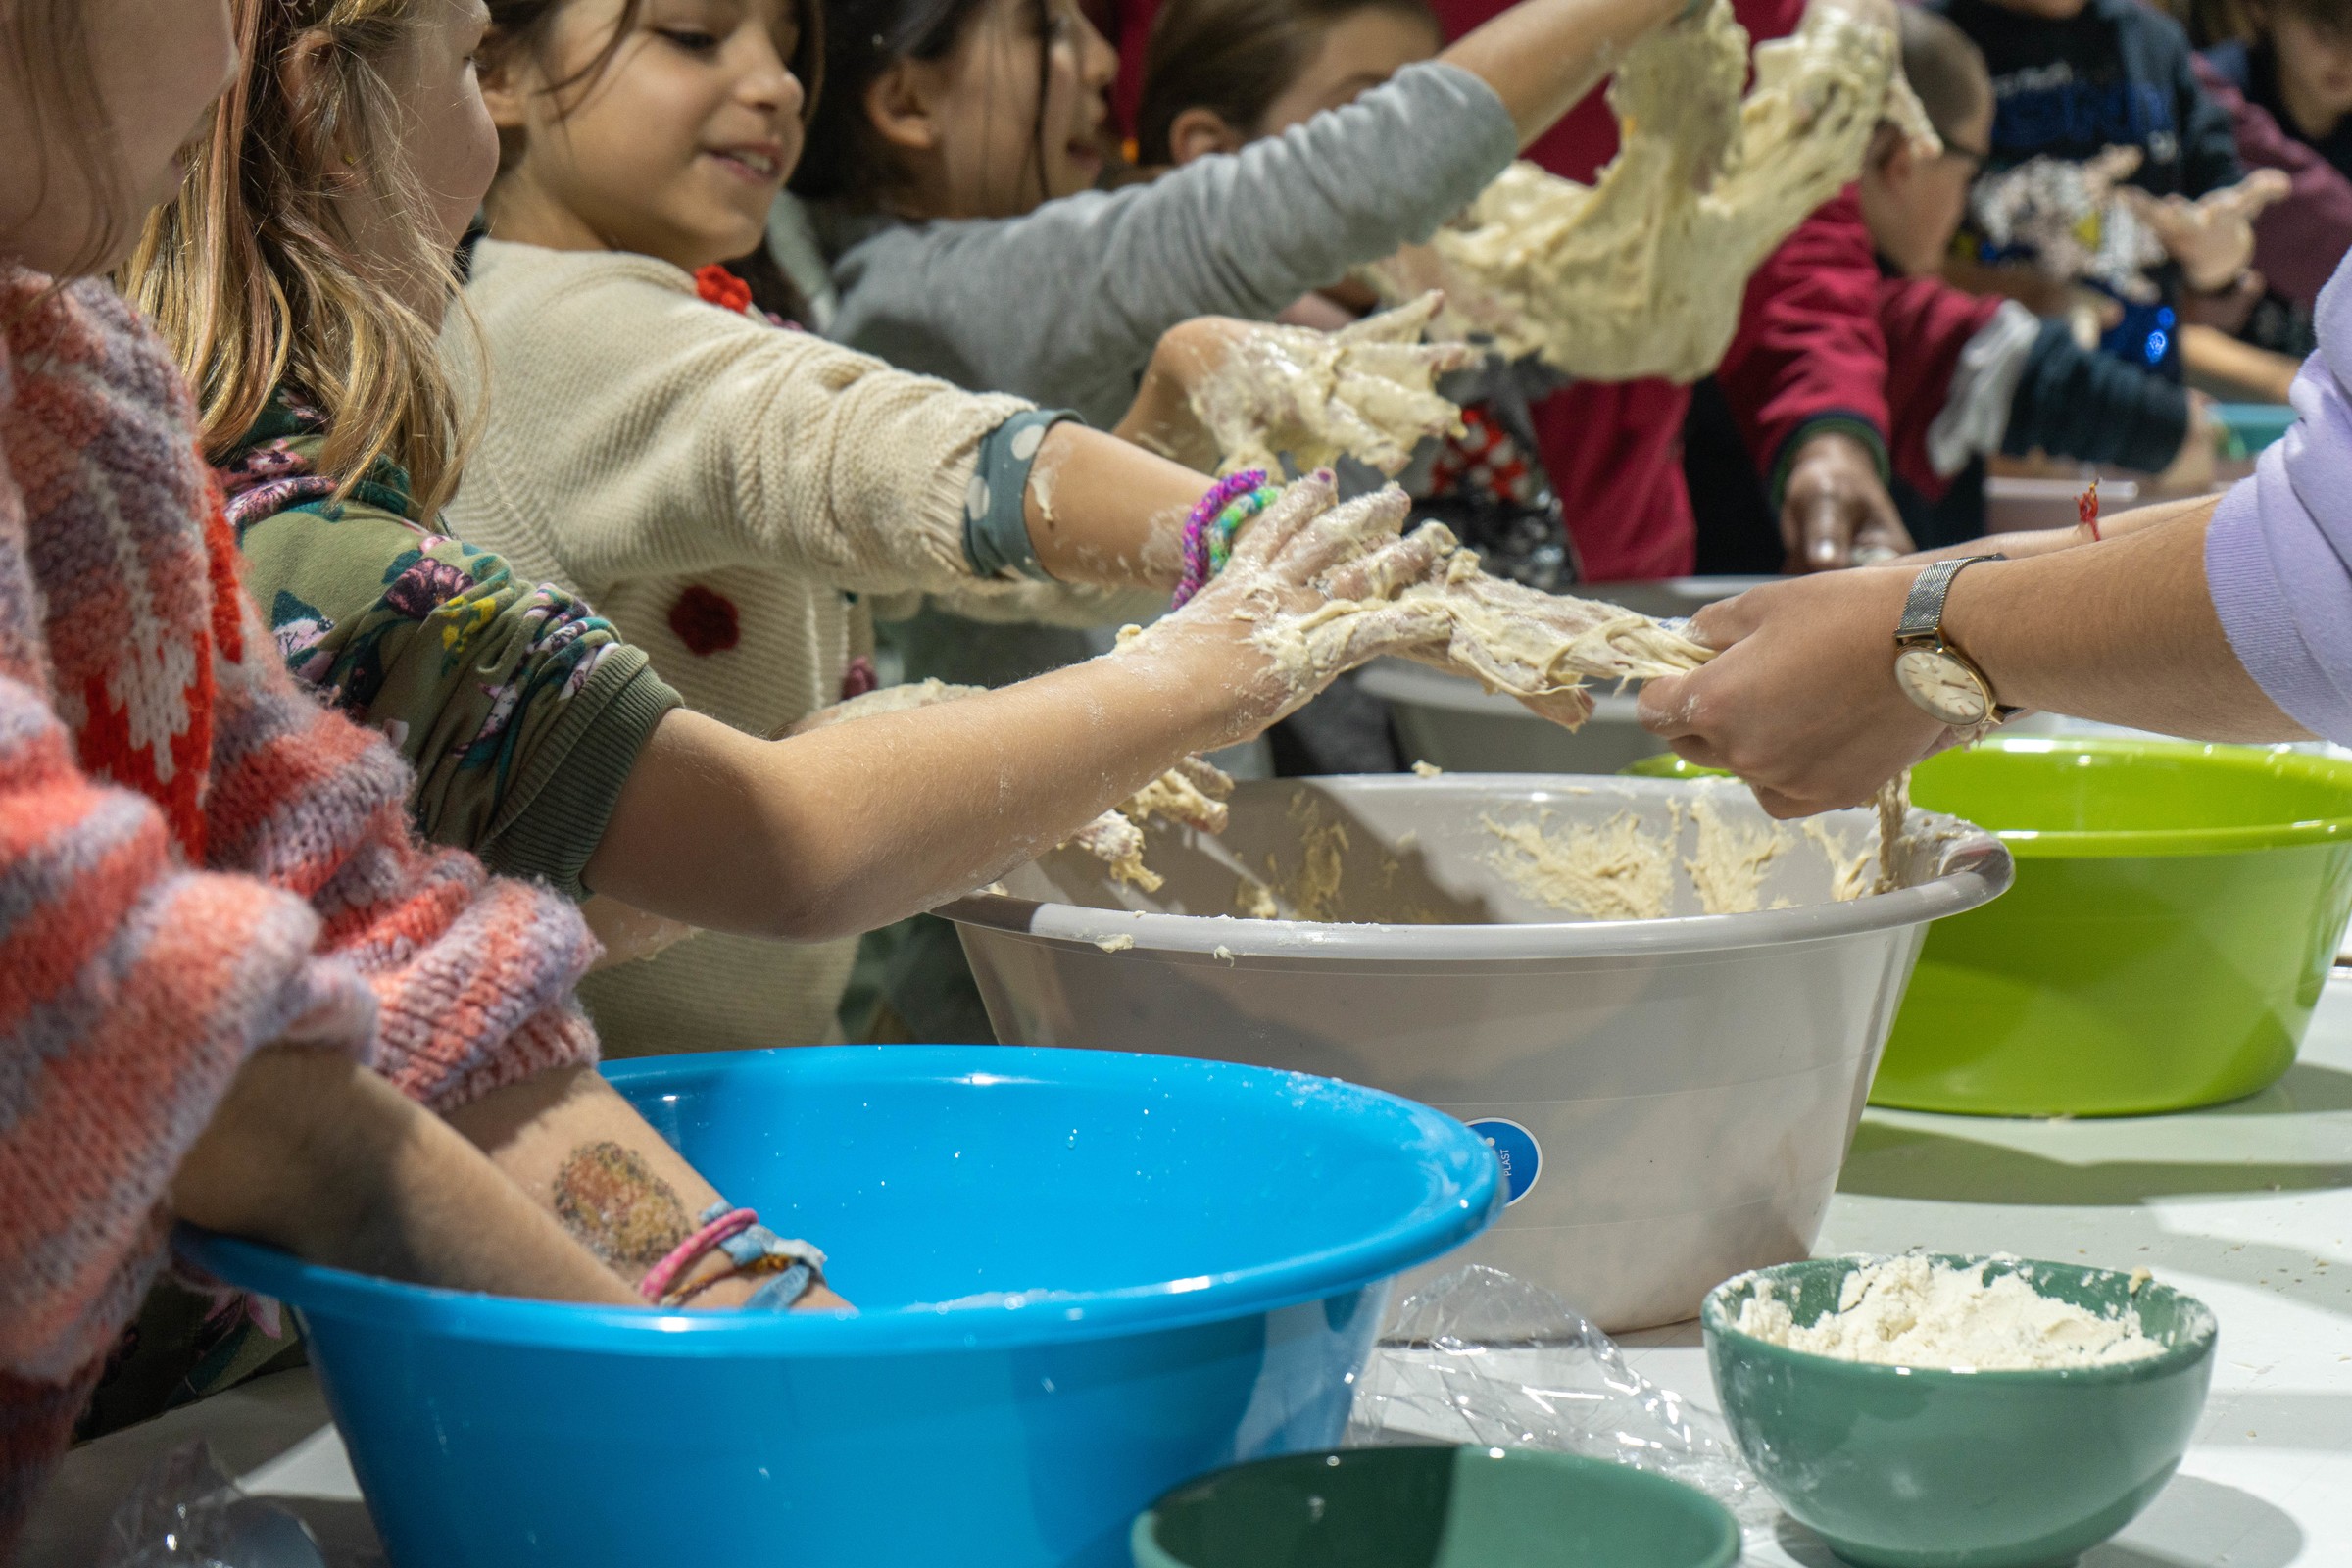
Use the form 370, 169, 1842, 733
1704, 1255, 2216, 1568
1130, 1446, 1739, 1568
1882, 739, 2352, 1115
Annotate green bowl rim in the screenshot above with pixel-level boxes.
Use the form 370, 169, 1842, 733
1633, 739, 2352, 858
1128, 1445, 1741, 1568
1700, 1253, 2218, 1385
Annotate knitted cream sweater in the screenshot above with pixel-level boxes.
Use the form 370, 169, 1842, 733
445, 240, 1032, 1055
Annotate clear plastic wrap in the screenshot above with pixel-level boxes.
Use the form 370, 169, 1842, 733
98, 1441, 330, 1568
1347, 1265, 1778, 1540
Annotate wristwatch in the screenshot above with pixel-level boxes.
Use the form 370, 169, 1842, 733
1892, 556, 2018, 728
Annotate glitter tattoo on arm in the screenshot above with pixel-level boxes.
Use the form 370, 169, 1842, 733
552, 1141, 694, 1273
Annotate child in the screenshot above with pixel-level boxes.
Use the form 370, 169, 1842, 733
2197, 0, 2352, 354
1135, 0, 1444, 177
1931, 0, 2286, 368
0, 0, 846, 1543
1695, 7, 2212, 560
139, 0, 1584, 1056
796, 0, 1691, 428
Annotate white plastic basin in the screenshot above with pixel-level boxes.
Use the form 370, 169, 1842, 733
943, 776, 2010, 1331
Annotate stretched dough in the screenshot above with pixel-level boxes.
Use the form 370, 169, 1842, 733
1250, 521, 1715, 731
1374, 0, 1928, 384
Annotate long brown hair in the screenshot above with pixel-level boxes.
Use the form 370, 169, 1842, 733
121, 0, 471, 515
1, 0, 129, 279
1135, 0, 1435, 167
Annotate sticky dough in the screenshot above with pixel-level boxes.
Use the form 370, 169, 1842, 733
1249, 523, 1714, 727
1374, 0, 1930, 383
1476, 781, 1908, 920
1087, 755, 1237, 893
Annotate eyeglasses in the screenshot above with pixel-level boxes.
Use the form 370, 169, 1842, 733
1938, 140, 1990, 177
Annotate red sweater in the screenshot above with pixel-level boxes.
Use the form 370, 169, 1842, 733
1114, 0, 1893, 580
1875, 275, 2006, 502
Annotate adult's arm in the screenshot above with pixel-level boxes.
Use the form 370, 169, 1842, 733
1635, 502, 2307, 817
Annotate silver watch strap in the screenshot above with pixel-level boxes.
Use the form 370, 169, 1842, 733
1897, 554, 2005, 643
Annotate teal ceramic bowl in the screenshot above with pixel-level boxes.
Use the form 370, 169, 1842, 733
1704, 1256, 2217, 1568
1131, 1446, 1739, 1568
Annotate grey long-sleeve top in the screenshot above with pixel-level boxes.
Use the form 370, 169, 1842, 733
816, 61, 1519, 428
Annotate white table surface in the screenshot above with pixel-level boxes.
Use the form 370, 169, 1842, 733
25, 978, 2352, 1568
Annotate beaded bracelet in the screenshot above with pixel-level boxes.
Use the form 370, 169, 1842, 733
1172, 469, 1281, 609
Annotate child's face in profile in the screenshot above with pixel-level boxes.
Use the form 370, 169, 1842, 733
0, 0, 239, 274
487, 0, 807, 271
916, 0, 1120, 218
1253, 7, 1442, 139
1864, 94, 1993, 277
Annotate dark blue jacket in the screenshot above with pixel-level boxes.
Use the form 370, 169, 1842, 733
1933, 0, 2244, 196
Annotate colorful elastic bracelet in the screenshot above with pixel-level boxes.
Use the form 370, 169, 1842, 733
1172, 469, 1281, 609
744, 1263, 818, 1311
650, 1200, 831, 1308
637, 1206, 760, 1302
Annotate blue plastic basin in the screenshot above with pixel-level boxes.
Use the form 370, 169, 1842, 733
179, 1047, 1501, 1568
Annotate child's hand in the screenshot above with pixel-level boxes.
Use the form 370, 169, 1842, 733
2120, 170, 2292, 294
1780, 429, 1915, 571
1130, 474, 1458, 739
1170, 299, 1476, 477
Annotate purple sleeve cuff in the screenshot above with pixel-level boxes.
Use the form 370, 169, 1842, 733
2204, 306, 2352, 742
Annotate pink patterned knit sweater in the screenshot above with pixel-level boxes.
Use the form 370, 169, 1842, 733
0, 272, 603, 1543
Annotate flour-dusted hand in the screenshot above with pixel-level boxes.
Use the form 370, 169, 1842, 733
1178, 295, 1475, 476
1371, 0, 1912, 384
2119, 169, 2294, 294
1128, 472, 1458, 736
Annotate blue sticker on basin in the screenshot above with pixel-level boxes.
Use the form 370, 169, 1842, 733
1466, 1118, 1541, 1206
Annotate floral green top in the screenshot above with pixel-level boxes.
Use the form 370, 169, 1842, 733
219, 398, 680, 899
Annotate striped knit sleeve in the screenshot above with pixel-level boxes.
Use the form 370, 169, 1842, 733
0, 670, 375, 1386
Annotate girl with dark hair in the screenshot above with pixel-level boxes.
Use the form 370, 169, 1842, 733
1134, 0, 1440, 170
794, 0, 1694, 429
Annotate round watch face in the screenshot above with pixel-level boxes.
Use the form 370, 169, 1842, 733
1894, 646, 1992, 726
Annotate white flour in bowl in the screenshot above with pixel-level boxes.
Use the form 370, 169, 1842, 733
1733, 1255, 2166, 1371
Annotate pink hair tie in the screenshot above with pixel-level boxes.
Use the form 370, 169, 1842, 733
637, 1206, 760, 1302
